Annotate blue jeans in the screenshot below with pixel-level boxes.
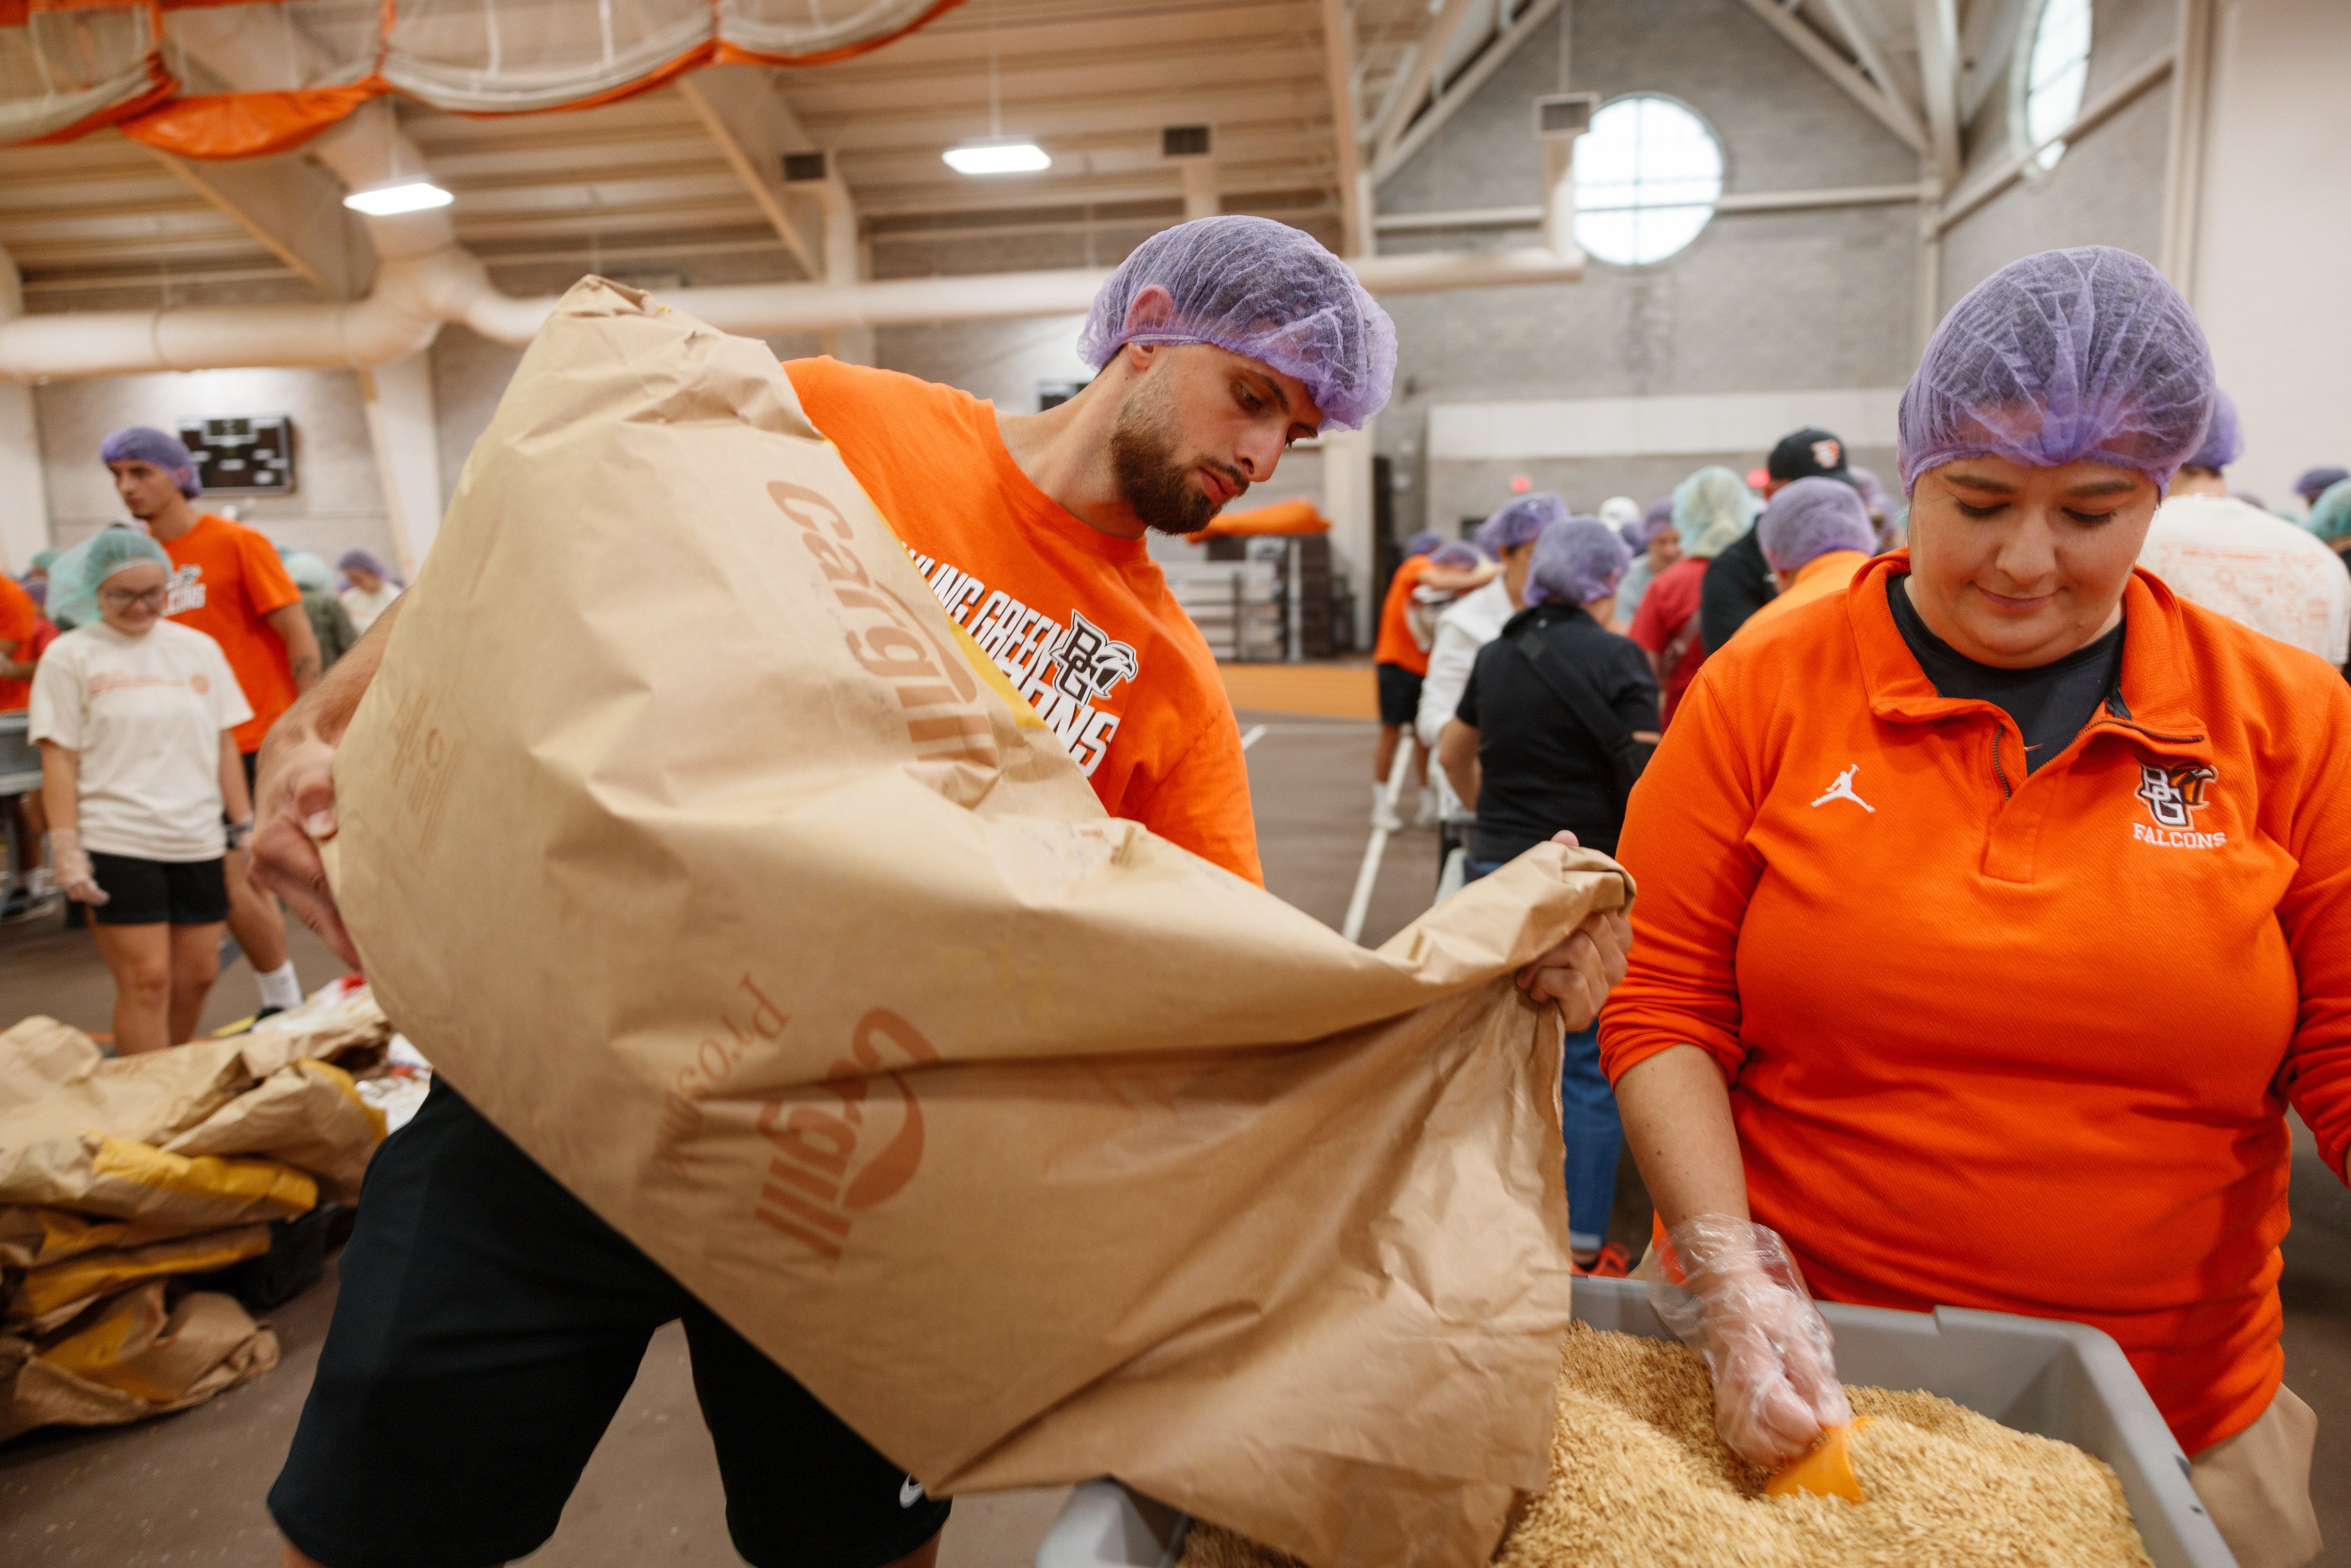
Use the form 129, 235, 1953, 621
1466, 858, 1623, 1253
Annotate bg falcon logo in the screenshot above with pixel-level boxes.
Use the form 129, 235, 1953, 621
2135, 762, 2214, 828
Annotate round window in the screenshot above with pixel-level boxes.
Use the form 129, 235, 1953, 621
2020, 0, 2093, 171
1572, 94, 1724, 266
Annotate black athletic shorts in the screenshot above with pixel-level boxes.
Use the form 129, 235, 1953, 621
87, 852, 228, 927
268, 1078, 952, 1568
1375, 660, 1424, 727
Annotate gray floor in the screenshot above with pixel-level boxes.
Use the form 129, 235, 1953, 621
0, 711, 2345, 1566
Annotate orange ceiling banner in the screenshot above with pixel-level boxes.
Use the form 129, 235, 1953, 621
0, 0, 969, 151
118, 81, 379, 158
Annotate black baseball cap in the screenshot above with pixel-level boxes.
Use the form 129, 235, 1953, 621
1767, 428, 1852, 483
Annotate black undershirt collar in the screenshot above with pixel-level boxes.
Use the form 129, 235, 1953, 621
1887, 575, 2125, 774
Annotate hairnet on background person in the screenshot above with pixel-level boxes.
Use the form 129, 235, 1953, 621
2308, 480, 2351, 544
1403, 530, 1443, 559
1896, 247, 2214, 498
1073, 216, 1397, 431
23, 578, 44, 610
81, 527, 172, 589
99, 425, 203, 499
282, 551, 335, 595
1848, 466, 1887, 513
1523, 518, 1632, 608
2185, 388, 2243, 471
1673, 466, 1757, 559
1475, 492, 1569, 557
1598, 495, 1642, 530
1757, 477, 1877, 573
2295, 466, 2350, 504
1427, 541, 1483, 570
337, 547, 404, 586
44, 526, 159, 630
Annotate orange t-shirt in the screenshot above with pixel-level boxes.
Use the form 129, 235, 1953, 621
1736, 549, 1869, 638
785, 358, 1262, 885
0, 573, 39, 712
160, 514, 301, 753
1372, 555, 1433, 674
1599, 553, 2351, 1456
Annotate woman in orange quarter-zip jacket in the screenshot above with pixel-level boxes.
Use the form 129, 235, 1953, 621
1601, 249, 2347, 1568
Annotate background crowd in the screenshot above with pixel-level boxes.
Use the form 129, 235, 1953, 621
1, 427, 404, 1051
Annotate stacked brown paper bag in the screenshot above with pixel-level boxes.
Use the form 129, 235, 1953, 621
326, 279, 1630, 1568
0, 998, 392, 1439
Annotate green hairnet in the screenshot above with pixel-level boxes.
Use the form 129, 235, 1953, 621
48, 527, 172, 628
281, 550, 334, 595
2308, 479, 2351, 545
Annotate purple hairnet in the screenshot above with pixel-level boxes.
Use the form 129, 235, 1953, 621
1524, 518, 1632, 608
2184, 389, 2241, 471
1848, 467, 1886, 515
1427, 541, 1482, 570
1402, 530, 1443, 559
21, 576, 44, 610
2295, 466, 2350, 503
1076, 216, 1396, 431
1475, 492, 1568, 557
1896, 247, 2214, 499
100, 426, 201, 499
1757, 477, 1876, 573
338, 548, 404, 586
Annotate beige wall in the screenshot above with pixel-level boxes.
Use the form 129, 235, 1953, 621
2190, 0, 2351, 509
33, 365, 402, 566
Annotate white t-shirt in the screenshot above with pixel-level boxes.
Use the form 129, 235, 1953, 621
28, 620, 253, 861
2140, 494, 2351, 665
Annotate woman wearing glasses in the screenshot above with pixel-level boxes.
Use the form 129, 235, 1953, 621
30, 531, 254, 1053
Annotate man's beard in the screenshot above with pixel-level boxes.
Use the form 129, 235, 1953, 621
1109, 379, 1245, 535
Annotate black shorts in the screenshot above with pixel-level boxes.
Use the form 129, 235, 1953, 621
87, 852, 228, 927
269, 1079, 953, 1568
1376, 661, 1424, 726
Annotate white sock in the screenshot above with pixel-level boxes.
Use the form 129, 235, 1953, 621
256, 960, 304, 1012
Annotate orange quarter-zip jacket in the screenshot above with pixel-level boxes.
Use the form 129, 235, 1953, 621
1599, 551, 2351, 1455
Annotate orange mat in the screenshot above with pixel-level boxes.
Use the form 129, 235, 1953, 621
1219, 660, 1379, 720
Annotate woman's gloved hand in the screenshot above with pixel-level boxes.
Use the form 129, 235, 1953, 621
1648, 1215, 1854, 1467
47, 829, 108, 905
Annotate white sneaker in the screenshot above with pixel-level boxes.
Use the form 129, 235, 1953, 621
1414, 785, 1442, 827
1371, 782, 1405, 832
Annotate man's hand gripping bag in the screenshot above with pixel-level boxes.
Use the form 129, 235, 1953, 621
327, 279, 1631, 1568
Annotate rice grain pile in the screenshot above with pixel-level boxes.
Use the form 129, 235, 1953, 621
1181, 1322, 2154, 1568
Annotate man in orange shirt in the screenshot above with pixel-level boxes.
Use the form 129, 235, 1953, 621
248, 217, 1633, 1568
1369, 530, 1489, 828
102, 427, 320, 1017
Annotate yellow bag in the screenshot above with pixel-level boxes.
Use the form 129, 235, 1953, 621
0, 1280, 279, 1441
6, 1224, 273, 1324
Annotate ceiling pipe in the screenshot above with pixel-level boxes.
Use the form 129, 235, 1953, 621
0, 239, 1581, 379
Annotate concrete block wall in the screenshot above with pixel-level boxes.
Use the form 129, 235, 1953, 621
1938, 0, 2178, 312
32, 365, 400, 565
1374, 0, 1925, 536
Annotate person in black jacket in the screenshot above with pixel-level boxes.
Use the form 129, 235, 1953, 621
1700, 426, 1856, 650
1439, 515, 1658, 1273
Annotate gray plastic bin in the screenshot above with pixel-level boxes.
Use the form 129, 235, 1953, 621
1032, 1274, 2235, 1568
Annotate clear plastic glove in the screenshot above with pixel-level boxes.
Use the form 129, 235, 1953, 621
1648, 1215, 1854, 1467
47, 829, 108, 906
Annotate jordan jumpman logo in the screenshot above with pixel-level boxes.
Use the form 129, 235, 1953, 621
1810, 764, 1876, 813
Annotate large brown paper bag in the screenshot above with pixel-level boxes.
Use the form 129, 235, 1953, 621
328, 279, 1629, 1568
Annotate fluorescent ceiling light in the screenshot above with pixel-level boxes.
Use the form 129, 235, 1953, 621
342, 178, 455, 216
943, 137, 1051, 176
